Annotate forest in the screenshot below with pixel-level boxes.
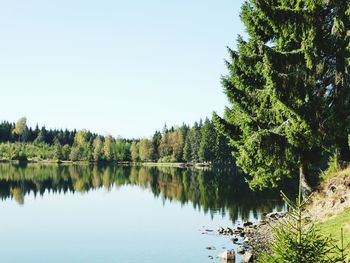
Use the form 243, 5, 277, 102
0, 117, 234, 165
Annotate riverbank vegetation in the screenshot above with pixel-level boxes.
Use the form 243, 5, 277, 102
0, 117, 234, 165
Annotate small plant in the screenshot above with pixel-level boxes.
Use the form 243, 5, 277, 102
332, 228, 350, 263
258, 174, 348, 263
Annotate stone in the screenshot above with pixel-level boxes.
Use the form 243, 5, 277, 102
242, 252, 253, 263
243, 221, 253, 227
237, 246, 245, 254
231, 237, 239, 243
206, 246, 216, 250
243, 237, 250, 245
265, 211, 286, 220
218, 250, 235, 261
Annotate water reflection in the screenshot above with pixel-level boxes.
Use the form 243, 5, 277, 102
0, 163, 284, 223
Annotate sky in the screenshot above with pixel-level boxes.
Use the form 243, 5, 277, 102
0, 0, 245, 138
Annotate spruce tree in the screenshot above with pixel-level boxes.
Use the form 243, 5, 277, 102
214, 0, 333, 189
199, 118, 216, 163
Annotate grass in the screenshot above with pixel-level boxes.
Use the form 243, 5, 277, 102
317, 207, 350, 247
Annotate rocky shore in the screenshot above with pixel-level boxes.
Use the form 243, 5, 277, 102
212, 211, 286, 262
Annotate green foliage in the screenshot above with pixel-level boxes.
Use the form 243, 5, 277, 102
0, 117, 234, 164
92, 136, 103, 162
259, 179, 348, 262
199, 118, 216, 162
53, 138, 62, 160
61, 144, 70, 160
321, 153, 340, 180
70, 130, 90, 161
113, 138, 130, 161
139, 138, 154, 161
13, 117, 28, 142
130, 141, 140, 162
158, 155, 177, 163
214, 0, 350, 189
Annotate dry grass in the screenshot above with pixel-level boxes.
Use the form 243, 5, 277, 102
307, 166, 350, 248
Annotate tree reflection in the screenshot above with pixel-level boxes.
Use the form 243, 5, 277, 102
0, 163, 285, 223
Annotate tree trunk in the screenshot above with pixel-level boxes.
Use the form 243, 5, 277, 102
338, 138, 350, 168
299, 165, 311, 198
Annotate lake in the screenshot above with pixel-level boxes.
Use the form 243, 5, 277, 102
0, 163, 284, 263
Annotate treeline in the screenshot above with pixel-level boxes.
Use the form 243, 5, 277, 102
0, 117, 234, 164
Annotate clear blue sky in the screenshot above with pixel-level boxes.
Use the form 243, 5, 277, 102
0, 0, 245, 138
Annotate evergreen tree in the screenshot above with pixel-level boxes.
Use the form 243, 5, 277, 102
34, 129, 46, 144
190, 122, 201, 163
183, 133, 192, 162
199, 118, 216, 163
152, 131, 162, 160
214, 0, 340, 189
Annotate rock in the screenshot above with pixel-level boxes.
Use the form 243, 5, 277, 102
206, 246, 216, 250
239, 232, 245, 237
237, 246, 245, 254
257, 220, 267, 226
328, 184, 337, 193
218, 227, 224, 234
231, 237, 239, 243
243, 237, 250, 245
265, 211, 286, 220
242, 252, 253, 263
218, 250, 235, 261
243, 221, 253, 227
208, 255, 213, 259
340, 196, 346, 203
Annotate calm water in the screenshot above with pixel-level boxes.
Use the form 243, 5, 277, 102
0, 164, 284, 263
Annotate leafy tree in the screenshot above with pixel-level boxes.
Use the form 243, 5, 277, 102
170, 130, 184, 161
114, 138, 130, 161
130, 141, 140, 162
13, 117, 28, 142
70, 130, 90, 161
139, 138, 154, 161
53, 138, 62, 160
61, 144, 71, 161
92, 136, 103, 162
103, 135, 113, 161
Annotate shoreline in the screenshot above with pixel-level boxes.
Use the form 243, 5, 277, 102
0, 159, 233, 169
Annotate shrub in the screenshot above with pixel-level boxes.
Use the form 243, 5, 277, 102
258, 177, 348, 263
